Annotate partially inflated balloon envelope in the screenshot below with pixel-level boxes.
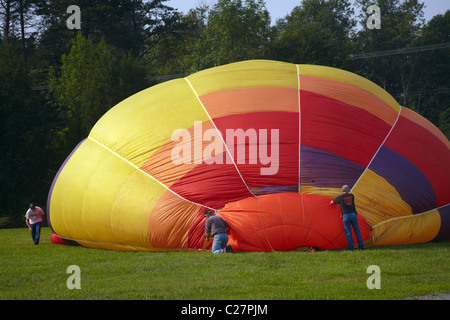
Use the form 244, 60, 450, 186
47, 60, 450, 251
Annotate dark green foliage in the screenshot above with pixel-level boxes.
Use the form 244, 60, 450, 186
0, 42, 54, 226
48, 33, 148, 151
269, 0, 356, 68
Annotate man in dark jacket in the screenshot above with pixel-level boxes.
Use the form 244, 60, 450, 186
204, 210, 234, 254
330, 185, 364, 250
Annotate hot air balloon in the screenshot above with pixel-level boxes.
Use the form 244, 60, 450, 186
47, 60, 450, 251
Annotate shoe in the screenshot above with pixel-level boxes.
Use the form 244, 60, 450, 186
226, 245, 235, 253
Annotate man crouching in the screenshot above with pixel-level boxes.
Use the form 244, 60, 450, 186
204, 210, 234, 254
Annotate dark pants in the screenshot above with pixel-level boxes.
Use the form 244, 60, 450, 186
30, 222, 42, 245
342, 213, 364, 250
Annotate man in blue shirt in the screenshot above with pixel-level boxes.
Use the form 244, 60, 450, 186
204, 210, 234, 254
330, 185, 364, 250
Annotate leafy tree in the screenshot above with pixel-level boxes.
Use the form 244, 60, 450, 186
142, 5, 197, 76
35, 0, 179, 57
145, 0, 272, 76
413, 11, 450, 136
0, 0, 37, 45
203, 0, 272, 67
439, 108, 450, 139
352, 0, 425, 106
270, 0, 356, 68
0, 41, 54, 227
352, 1, 449, 138
48, 33, 148, 153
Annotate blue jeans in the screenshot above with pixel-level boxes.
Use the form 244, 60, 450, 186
342, 213, 364, 250
211, 233, 228, 254
30, 222, 42, 245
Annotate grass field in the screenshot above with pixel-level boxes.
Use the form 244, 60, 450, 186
0, 227, 448, 300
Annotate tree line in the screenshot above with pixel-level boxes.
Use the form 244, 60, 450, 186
0, 0, 449, 227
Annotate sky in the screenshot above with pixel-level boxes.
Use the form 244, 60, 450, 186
165, 0, 450, 24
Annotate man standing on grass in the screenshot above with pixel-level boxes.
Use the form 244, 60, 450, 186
204, 210, 234, 254
330, 185, 364, 250
25, 202, 45, 245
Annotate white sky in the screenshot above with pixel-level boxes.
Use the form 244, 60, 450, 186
165, 0, 450, 24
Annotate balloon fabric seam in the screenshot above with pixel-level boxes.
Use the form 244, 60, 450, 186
352, 106, 402, 192
87, 136, 216, 211
183, 76, 255, 197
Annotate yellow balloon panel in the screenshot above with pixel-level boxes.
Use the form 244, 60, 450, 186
372, 210, 441, 246
188, 60, 299, 97
49, 139, 106, 240
49, 138, 167, 248
352, 169, 413, 226
89, 79, 210, 167
299, 185, 341, 199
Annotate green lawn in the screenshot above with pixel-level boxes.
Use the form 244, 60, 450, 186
0, 227, 448, 300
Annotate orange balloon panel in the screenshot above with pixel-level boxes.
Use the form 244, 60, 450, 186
218, 193, 371, 251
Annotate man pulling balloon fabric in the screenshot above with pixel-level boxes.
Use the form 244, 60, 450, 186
330, 185, 365, 250
204, 210, 234, 254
